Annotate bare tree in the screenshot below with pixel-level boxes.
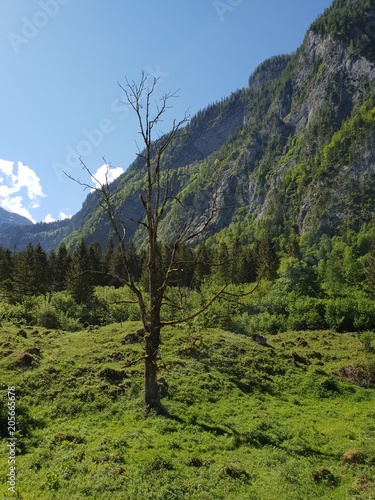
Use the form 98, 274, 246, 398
67, 73, 249, 414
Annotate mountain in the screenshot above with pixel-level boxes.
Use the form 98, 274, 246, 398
1, 0, 374, 251
0, 206, 33, 229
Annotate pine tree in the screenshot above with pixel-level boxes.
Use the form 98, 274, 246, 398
212, 243, 231, 284
192, 243, 212, 287
255, 231, 279, 281
47, 244, 71, 295
34, 243, 49, 296
12, 243, 36, 301
0, 245, 14, 281
88, 242, 106, 286
365, 241, 375, 297
0, 246, 14, 301
67, 239, 93, 304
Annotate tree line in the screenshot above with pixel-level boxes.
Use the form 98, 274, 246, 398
0, 234, 277, 307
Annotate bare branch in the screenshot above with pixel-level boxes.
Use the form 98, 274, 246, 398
110, 299, 138, 305
161, 285, 228, 327
123, 355, 147, 369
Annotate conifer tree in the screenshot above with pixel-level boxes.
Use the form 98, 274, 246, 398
34, 243, 49, 296
68, 239, 93, 304
12, 243, 36, 301
365, 241, 375, 297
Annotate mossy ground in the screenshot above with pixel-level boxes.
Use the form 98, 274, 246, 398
0, 322, 374, 499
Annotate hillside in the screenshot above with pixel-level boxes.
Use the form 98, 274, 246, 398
0, 322, 374, 498
0, 207, 32, 230
0, 0, 374, 251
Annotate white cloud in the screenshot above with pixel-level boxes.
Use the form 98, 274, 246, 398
91, 164, 124, 190
0, 159, 15, 178
0, 159, 46, 222
43, 213, 55, 223
2, 195, 35, 222
43, 212, 72, 224
59, 212, 71, 220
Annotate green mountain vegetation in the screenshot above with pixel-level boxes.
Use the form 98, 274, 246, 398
1, 0, 375, 497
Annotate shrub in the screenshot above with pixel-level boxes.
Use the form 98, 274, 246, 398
39, 305, 60, 329
287, 296, 327, 331
20, 296, 41, 325
0, 302, 25, 324
354, 299, 375, 331
128, 304, 141, 321
325, 297, 356, 332
325, 296, 375, 332
58, 314, 82, 332
46, 471, 59, 491
51, 291, 78, 316
359, 331, 374, 352
247, 312, 284, 335
229, 312, 250, 334
109, 303, 129, 323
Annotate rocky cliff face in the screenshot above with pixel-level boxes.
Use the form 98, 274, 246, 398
252, 21, 375, 234
287, 29, 375, 133
244, 23, 375, 237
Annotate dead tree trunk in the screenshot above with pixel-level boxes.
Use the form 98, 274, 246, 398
66, 73, 254, 415
144, 230, 163, 410
144, 316, 161, 410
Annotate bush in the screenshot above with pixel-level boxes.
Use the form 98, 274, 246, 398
325, 297, 356, 332
230, 312, 251, 334
0, 302, 25, 324
51, 291, 78, 316
94, 285, 143, 324
359, 331, 374, 352
109, 303, 129, 323
325, 296, 375, 332
247, 312, 284, 335
287, 296, 327, 331
58, 314, 82, 332
0, 298, 42, 325
39, 305, 60, 329
128, 304, 141, 321
354, 299, 375, 331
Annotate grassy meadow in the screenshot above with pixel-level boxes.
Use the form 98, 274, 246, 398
0, 322, 374, 499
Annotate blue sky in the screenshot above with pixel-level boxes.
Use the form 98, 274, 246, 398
0, 0, 332, 223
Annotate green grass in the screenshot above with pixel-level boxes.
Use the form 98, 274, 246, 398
0, 322, 374, 499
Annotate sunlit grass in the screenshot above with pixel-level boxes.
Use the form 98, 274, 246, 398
0, 322, 374, 498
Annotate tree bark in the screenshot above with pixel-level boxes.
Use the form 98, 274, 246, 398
144, 222, 166, 413
144, 323, 161, 409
